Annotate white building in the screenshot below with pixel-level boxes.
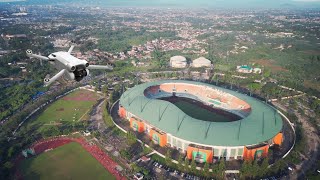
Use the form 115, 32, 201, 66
170, 56, 187, 68
253, 68, 262, 74
236, 65, 262, 74
192, 57, 212, 68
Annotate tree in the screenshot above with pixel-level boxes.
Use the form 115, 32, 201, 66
95, 84, 99, 92
263, 69, 271, 78
63, 129, 70, 135
152, 49, 168, 68
211, 74, 220, 85
218, 158, 226, 179
260, 157, 269, 177
190, 158, 197, 173
142, 168, 150, 179
165, 149, 172, 166
7, 146, 15, 159
101, 85, 108, 97
177, 153, 184, 170
240, 160, 252, 179
3, 161, 13, 169
211, 163, 219, 177
126, 131, 137, 145
271, 159, 286, 174
110, 90, 120, 104
203, 162, 210, 177
224, 72, 232, 85
184, 158, 190, 172
248, 82, 262, 96
251, 160, 259, 178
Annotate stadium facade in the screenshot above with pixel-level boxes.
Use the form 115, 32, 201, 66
118, 80, 283, 163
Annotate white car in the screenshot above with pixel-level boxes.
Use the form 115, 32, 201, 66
83, 130, 91, 136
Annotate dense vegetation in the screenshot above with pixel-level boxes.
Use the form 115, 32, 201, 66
95, 28, 177, 53
0, 23, 55, 121
1, 6, 319, 180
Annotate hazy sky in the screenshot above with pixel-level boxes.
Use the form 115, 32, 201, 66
87, 0, 320, 8
1, 0, 320, 8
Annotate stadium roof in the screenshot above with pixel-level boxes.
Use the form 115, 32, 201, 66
192, 57, 211, 67
119, 80, 283, 147
193, 57, 211, 64
170, 56, 186, 62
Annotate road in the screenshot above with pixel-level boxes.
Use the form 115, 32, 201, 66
88, 99, 106, 132
273, 102, 320, 180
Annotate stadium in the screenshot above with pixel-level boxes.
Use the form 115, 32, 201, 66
118, 80, 284, 163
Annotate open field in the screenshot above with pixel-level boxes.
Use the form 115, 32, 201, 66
251, 59, 289, 72
303, 80, 320, 92
301, 50, 320, 55
28, 89, 99, 131
19, 142, 115, 180
215, 64, 233, 71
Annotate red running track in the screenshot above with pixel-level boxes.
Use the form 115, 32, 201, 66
15, 137, 126, 180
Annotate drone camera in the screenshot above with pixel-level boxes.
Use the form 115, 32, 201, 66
70, 66, 76, 71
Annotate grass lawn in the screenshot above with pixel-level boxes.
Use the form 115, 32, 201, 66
19, 142, 115, 180
28, 89, 99, 132
173, 101, 230, 122
215, 64, 233, 71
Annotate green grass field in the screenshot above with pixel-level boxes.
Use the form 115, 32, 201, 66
28, 89, 99, 132
173, 101, 231, 122
19, 142, 115, 180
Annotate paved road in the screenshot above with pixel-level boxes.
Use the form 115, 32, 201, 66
89, 99, 106, 132
273, 102, 320, 180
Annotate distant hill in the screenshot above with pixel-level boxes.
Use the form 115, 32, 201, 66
1, 0, 320, 9
280, 3, 297, 9
0, 0, 26, 2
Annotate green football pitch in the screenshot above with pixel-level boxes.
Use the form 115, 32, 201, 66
19, 142, 115, 180
173, 100, 231, 122
27, 89, 99, 132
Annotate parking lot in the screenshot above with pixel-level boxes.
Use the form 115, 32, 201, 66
136, 158, 213, 180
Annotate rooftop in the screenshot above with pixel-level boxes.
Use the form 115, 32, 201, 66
119, 80, 283, 147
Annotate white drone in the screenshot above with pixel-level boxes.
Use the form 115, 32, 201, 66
26, 45, 112, 87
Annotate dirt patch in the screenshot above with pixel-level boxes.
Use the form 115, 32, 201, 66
251, 59, 289, 72
56, 108, 64, 111
301, 50, 320, 55
63, 91, 97, 102
303, 80, 320, 91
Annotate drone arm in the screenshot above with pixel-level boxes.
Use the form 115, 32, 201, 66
68, 45, 75, 54
44, 69, 66, 87
26, 49, 50, 61
87, 65, 113, 70
27, 53, 50, 61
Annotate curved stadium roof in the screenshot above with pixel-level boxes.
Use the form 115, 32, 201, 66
119, 80, 283, 147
